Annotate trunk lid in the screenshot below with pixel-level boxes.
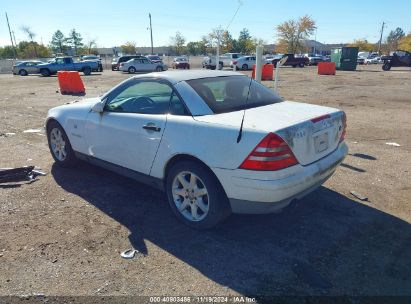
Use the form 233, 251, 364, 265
194, 101, 345, 166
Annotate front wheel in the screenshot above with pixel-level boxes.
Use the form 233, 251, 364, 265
83, 67, 91, 75
47, 121, 77, 167
128, 66, 136, 74
40, 69, 51, 77
155, 66, 163, 72
382, 62, 391, 71
299, 62, 305, 68
166, 161, 231, 229
19, 69, 28, 76
241, 64, 248, 71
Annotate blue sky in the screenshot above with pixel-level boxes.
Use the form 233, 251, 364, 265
1, 0, 410, 48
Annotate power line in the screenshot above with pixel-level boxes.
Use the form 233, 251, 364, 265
226, 0, 243, 31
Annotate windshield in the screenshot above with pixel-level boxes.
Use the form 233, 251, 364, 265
186, 76, 283, 114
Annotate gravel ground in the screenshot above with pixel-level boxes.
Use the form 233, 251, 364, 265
0, 65, 410, 300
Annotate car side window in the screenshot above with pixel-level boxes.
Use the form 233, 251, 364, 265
105, 80, 188, 115
56, 58, 64, 64
142, 59, 150, 64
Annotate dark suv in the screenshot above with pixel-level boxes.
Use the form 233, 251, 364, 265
111, 55, 145, 71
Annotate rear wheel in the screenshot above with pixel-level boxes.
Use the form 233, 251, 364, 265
382, 62, 391, 71
83, 66, 92, 75
156, 66, 163, 72
241, 64, 248, 71
19, 69, 28, 76
98, 64, 103, 72
166, 161, 231, 229
292, 64, 297, 68
40, 69, 51, 77
219, 63, 223, 70
299, 62, 305, 68
47, 121, 77, 167
128, 66, 136, 74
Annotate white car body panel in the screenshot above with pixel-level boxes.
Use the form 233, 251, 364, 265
84, 111, 167, 175
46, 70, 348, 214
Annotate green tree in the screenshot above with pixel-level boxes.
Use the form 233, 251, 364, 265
398, 33, 411, 52
386, 27, 405, 51
348, 39, 375, 52
0, 46, 16, 59
186, 41, 200, 56
121, 41, 137, 54
17, 41, 51, 58
50, 30, 67, 54
170, 32, 186, 55
276, 15, 316, 53
67, 29, 84, 55
237, 28, 254, 53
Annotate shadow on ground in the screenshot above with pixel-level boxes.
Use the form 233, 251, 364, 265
51, 162, 411, 297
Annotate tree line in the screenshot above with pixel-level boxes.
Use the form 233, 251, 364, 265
0, 27, 97, 59
1, 18, 410, 59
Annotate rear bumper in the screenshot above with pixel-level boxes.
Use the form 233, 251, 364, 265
212, 142, 348, 214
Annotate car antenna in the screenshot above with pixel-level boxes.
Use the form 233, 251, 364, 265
237, 76, 253, 143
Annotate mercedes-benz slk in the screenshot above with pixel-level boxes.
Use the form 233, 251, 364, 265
45, 70, 348, 229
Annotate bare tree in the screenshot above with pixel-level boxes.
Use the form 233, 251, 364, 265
86, 38, 97, 54
170, 32, 186, 55
21, 25, 38, 57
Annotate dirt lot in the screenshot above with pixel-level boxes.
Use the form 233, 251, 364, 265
0, 65, 410, 300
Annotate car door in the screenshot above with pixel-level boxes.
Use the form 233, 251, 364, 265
141, 58, 155, 71
84, 78, 173, 175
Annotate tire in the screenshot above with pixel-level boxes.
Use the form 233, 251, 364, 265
382, 62, 391, 71
98, 64, 103, 72
128, 66, 136, 74
111, 67, 115, 71
19, 69, 28, 76
241, 64, 248, 71
292, 65, 297, 68
166, 161, 231, 229
83, 66, 92, 75
299, 62, 305, 68
210, 66, 216, 70
219, 63, 223, 70
46, 121, 77, 167
156, 66, 163, 72
40, 69, 51, 77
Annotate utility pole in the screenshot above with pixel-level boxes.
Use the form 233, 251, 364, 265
5, 12, 17, 59
149, 13, 153, 54
12, 31, 17, 47
378, 22, 385, 55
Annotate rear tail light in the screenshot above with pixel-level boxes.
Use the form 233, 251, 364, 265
340, 112, 347, 142
120, 63, 124, 67
240, 133, 299, 171
311, 114, 330, 123
232, 60, 237, 65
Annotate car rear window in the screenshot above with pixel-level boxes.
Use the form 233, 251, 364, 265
186, 76, 283, 114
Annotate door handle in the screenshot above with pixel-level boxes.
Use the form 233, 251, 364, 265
143, 124, 161, 132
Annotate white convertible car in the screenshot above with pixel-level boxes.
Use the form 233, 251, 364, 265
46, 70, 348, 229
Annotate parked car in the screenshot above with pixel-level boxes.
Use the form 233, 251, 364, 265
202, 56, 223, 70
36, 57, 99, 76
270, 54, 308, 67
357, 57, 365, 65
112, 55, 145, 71
12, 60, 44, 76
45, 70, 348, 229
306, 54, 324, 65
381, 50, 411, 71
172, 57, 190, 69
232, 56, 256, 70
120, 57, 168, 73
203, 53, 241, 70
81, 55, 103, 72
365, 57, 381, 64
146, 55, 163, 64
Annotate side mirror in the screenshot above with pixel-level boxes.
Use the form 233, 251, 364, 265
91, 101, 104, 113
